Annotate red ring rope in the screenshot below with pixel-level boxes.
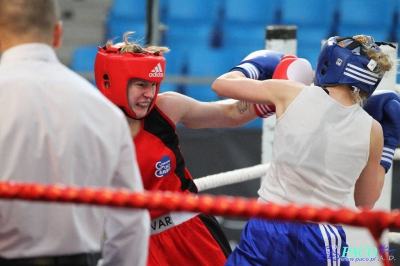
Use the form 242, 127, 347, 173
0, 181, 397, 266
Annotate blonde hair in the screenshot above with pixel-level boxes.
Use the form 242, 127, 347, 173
351, 87, 368, 106
366, 47, 394, 75
352, 44, 397, 106
106, 31, 170, 55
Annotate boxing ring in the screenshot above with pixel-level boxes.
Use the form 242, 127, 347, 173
2, 25, 399, 265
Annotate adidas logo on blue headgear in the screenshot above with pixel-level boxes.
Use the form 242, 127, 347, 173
315, 35, 395, 96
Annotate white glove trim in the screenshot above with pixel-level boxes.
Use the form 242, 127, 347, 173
236, 63, 260, 80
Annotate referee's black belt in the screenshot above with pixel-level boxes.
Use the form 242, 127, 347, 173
0, 252, 102, 266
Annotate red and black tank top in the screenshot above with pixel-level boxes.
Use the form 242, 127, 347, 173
134, 105, 198, 218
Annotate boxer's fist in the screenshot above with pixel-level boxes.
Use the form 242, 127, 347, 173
230, 50, 284, 80
363, 90, 400, 172
272, 56, 313, 85
254, 56, 313, 118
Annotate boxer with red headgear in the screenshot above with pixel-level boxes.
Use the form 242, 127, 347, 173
94, 32, 313, 266
95, 42, 167, 119
213, 34, 399, 266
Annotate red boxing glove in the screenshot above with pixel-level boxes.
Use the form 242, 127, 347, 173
254, 103, 275, 118
254, 55, 313, 118
273, 56, 313, 85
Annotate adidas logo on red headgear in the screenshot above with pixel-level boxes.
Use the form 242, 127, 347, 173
149, 63, 164, 77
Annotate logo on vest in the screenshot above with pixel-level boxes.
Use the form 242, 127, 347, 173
155, 155, 171, 178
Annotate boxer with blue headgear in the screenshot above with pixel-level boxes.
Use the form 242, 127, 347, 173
314, 35, 400, 173
212, 34, 400, 266
315, 35, 394, 98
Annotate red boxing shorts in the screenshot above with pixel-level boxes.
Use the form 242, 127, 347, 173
148, 213, 232, 266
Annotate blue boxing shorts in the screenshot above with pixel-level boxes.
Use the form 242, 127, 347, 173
225, 218, 349, 266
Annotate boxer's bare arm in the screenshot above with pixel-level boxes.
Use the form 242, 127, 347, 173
156, 91, 258, 129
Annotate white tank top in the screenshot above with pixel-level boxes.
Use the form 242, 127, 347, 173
258, 86, 372, 208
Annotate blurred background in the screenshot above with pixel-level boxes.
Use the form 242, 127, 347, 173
57, 0, 400, 263
59, 0, 400, 111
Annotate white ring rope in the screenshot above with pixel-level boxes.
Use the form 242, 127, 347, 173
394, 148, 400, 161
194, 163, 270, 192
195, 150, 400, 192
389, 232, 400, 245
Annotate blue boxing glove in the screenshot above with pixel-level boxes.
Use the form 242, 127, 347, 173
363, 90, 400, 172
230, 50, 285, 80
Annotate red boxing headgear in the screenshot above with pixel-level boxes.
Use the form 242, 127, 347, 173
94, 46, 166, 119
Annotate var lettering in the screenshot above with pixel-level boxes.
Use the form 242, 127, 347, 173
151, 216, 173, 230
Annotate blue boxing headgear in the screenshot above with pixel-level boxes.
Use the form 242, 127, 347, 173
315, 35, 393, 96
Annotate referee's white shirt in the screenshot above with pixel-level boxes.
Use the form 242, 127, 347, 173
0, 43, 150, 266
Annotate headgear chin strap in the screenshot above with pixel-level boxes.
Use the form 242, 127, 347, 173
94, 46, 166, 119
315, 35, 394, 97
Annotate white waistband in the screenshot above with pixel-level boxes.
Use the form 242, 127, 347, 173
150, 211, 199, 235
